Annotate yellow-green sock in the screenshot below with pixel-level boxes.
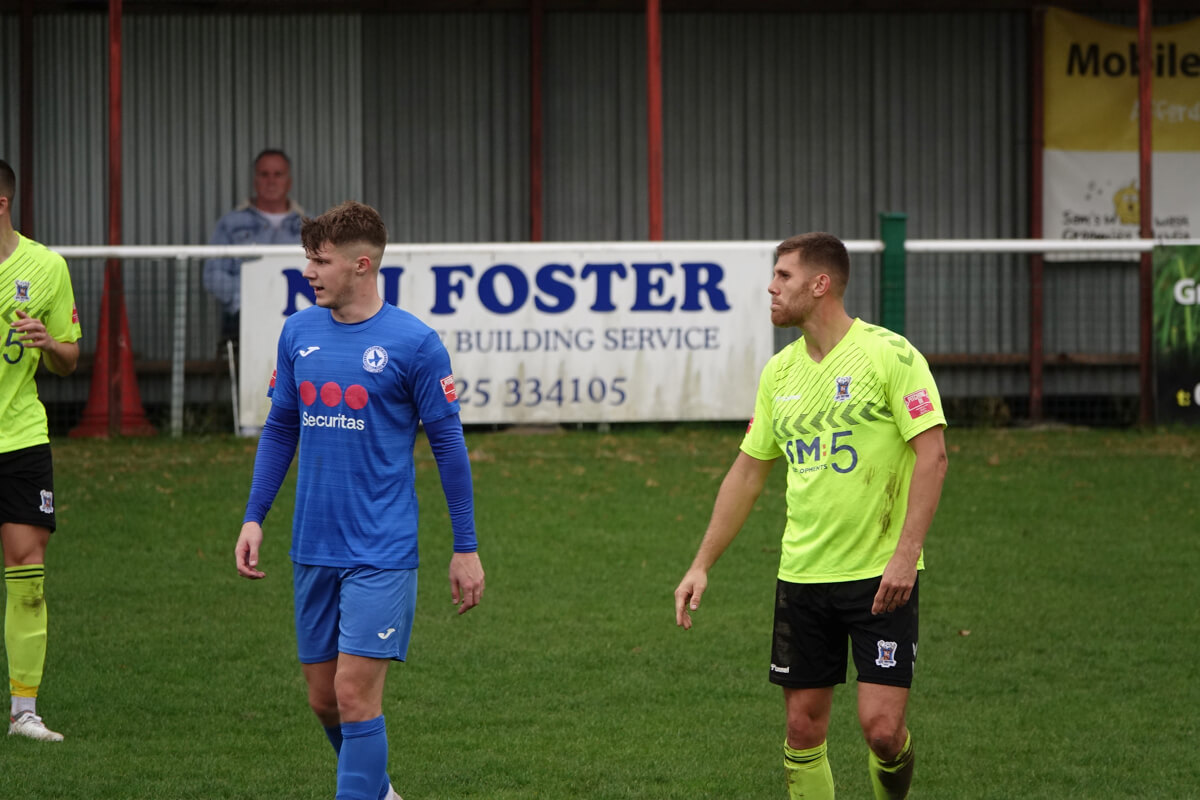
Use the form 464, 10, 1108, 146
868, 732, 914, 799
784, 739, 835, 800
5, 565, 48, 708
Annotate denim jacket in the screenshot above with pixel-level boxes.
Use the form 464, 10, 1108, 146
203, 200, 305, 315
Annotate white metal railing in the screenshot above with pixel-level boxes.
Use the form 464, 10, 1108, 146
53, 237, 1200, 261
50, 239, 1200, 437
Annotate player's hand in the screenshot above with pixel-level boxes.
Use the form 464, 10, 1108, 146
871, 557, 916, 615
235, 522, 266, 579
449, 552, 484, 615
674, 568, 708, 629
11, 310, 56, 350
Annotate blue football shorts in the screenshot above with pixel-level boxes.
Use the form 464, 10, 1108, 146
292, 564, 418, 664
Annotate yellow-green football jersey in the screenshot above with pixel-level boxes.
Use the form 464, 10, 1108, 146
1, 233, 82, 454
741, 319, 945, 583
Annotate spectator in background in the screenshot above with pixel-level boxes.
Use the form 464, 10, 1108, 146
0, 158, 82, 743
204, 149, 305, 342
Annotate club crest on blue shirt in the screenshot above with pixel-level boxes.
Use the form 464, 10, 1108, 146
14, 279, 31, 303
834, 375, 852, 402
875, 639, 898, 668
362, 345, 389, 373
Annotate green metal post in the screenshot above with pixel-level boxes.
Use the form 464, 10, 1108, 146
879, 212, 908, 335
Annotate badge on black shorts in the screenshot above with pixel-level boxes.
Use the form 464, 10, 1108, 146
875, 639, 898, 668
39, 490, 54, 514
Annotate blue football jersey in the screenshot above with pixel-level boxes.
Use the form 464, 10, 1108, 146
268, 304, 460, 568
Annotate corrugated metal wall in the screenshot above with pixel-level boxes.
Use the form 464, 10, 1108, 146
3, 8, 1183, 420
26, 15, 109, 406
661, 13, 1033, 397
873, 13, 1033, 399
1, 18, 17, 178
545, 13, 648, 242
11, 13, 366, 406
363, 13, 529, 243
116, 14, 364, 405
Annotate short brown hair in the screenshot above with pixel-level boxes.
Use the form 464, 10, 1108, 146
0, 159, 15, 203
775, 232, 850, 294
253, 149, 290, 168
302, 201, 388, 257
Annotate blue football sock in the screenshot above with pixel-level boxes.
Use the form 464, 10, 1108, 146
325, 725, 343, 754
328, 721, 394, 798
337, 716, 389, 800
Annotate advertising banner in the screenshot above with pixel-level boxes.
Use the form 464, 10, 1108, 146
238, 244, 776, 428
1153, 245, 1200, 424
1043, 8, 1200, 251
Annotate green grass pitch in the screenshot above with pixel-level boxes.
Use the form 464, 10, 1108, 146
1, 425, 1198, 798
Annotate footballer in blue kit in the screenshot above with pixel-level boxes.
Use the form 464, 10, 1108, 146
266, 302, 462, 570
235, 201, 484, 800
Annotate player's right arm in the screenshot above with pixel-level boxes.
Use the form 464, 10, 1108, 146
234, 327, 300, 579
674, 451, 775, 629
234, 411, 298, 579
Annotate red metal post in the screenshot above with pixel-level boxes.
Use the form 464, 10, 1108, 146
107, 0, 124, 436
19, 0, 34, 237
646, 0, 664, 241
1137, 0, 1154, 425
1029, 8, 1045, 422
530, 0, 544, 242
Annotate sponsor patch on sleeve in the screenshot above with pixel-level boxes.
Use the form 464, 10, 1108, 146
267, 369, 277, 398
746, 415, 754, 433
440, 374, 458, 402
71, 303, 79, 324
903, 388, 934, 420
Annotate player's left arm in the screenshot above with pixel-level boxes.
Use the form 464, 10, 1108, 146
425, 413, 485, 615
871, 424, 948, 616
413, 334, 484, 615
11, 309, 79, 376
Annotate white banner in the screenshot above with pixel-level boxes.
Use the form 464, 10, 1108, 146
1044, 149, 1199, 243
238, 244, 776, 428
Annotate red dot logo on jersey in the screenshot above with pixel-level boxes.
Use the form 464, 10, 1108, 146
299, 380, 370, 410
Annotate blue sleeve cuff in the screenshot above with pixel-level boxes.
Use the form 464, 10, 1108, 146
424, 413, 477, 553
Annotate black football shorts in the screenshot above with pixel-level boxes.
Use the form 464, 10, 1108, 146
769, 575, 919, 689
0, 444, 58, 531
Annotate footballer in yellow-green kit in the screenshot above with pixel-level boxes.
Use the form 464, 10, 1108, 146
1, 159, 82, 743
675, 233, 947, 800
741, 319, 945, 584
1, 234, 82, 453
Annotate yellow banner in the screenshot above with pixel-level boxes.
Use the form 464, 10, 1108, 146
1044, 8, 1200, 152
